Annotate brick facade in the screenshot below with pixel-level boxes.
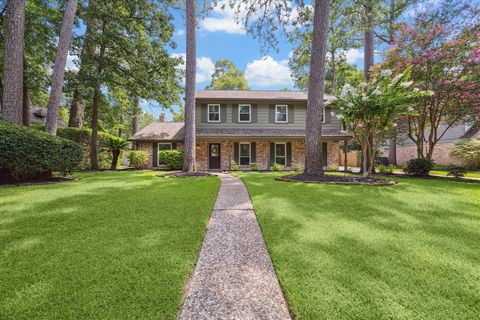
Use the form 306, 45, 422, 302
392, 142, 461, 166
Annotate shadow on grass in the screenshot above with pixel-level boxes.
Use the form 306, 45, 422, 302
238, 173, 480, 320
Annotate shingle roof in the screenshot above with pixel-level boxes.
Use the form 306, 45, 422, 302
196, 90, 336, 103
196, 128, 351, 138
128, 122, 184, 141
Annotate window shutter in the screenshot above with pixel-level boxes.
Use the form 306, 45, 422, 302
221, 104, 227, 123
251, 104, 258, 123
232, 104, 238, 123
288, 105, 294, 123
325, 107, 331, 123
269, 142, 275, 166
269, 105, 275, 123
286, 142, 292, 166
251, 142, 256, 163
234, 142, 239, 163
172, 142, 177, 149
201, 104, 207, 122
152, 143, 158, 167
322, 142, 328, 166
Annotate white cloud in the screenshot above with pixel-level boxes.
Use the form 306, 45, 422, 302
344, 48, 364, 64
199, 1, 246, 34
65, 53, 79, 71
174, 29, 185, 36
172, 53, 215, 84
245, 56, 293, 87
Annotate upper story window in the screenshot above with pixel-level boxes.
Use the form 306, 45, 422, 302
275, 105, 288, 123
208, 104, 220, 122
238, 104, 251, 122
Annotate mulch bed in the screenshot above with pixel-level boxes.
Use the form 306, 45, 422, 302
277, 174, 396, 186
0, 176, 76, 186
158, 171, 216, 178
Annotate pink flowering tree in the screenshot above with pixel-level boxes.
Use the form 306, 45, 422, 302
335, 69, 428, 177
384, 1, 480, 159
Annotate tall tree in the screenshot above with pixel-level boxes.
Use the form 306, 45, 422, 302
132, 96, 140, 134
206, 59, 249, 90
45, 0, 78, 135
183, 0, 196, 172
2, 0, 25, 124
304, 0, 331, 175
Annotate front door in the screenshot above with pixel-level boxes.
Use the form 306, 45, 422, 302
209, 143, 221, 170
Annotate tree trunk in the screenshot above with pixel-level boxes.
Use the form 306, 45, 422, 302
364, 5, 375, 80
90, 87, 100, 170
111, 149, 120, 170
22, 77, 30, 126
388, 134, 397, 165
132, 96, 140, 134
331, 49, 336, 92
304, 0, 331, 176
183, 0, 196, 172
45, 0, 79, 135
2, 0, 25, 124
68, 89, 83, 127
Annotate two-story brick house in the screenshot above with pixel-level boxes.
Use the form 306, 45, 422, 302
129, 90, 351, 170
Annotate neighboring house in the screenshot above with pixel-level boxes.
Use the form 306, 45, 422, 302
385, 123, 479, 165
129, 90, 351, 171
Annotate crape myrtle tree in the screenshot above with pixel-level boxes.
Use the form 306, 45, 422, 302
75, 0, 181, 169
335, 68, 429, 176
222, 0, 331, 176
384, 1, 480, 160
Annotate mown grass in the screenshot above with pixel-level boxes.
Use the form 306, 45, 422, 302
0, 171, 220, 319
237, 172, 480, 320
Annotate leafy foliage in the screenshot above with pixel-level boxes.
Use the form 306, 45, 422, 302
206, 59, 249, 90
103, 136, 129, 169
159, 150, 184, 170
449, 139, 480, 169
250, 162, 260, 171
404, 158, 435, 176
230, 161, 240, 171
0, 121, 83, 180
272, 163, 283, 171
128, 150, 149, 169
446, 166, 467, 178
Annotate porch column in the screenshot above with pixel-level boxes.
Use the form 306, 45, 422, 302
344, 140, 348, 172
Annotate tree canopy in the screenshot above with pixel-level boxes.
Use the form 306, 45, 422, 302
206, 59, 249, 90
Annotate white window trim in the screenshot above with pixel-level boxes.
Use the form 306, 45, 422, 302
208, 104, 221, 123
239, 142, 251, 166
238, 104, 251, 123
274, 142, 286, 165
158, 142, 173, 166
322, 108, 326, 123
275, 105, 288, 123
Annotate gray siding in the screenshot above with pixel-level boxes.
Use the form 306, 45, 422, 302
400, 124, 468, 146
196, 102, 341, 132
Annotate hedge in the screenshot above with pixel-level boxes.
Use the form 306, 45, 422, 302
159, 150, 184, 170
128, 150, 149, 169
0, 121, 83, 180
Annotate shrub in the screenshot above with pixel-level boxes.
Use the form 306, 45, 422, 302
404, 158, 435, 176
446, 165, 467, 178
377, 164, 393, 173
329, 164, 339, 171
0, 121, 83, 180
128, 150, 149, 169
449, 139, 480, 169
159, 150, 184, 170
231, 161, 240, 171
250, 162, 260, 171
272, 163, 283, 171
293, 163, 302, 173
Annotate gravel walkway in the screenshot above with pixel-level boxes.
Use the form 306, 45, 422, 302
179, 173, 291, 320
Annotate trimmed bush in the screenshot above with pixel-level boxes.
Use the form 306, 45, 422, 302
128, 150, 149, 169
446, 165, 467, 178
272, 163, 283, 171
159, 150, 184, 170
230, 161, 240, 171
250, 162, 260, 171
293, 163, 302, 173
449, 139, 480, 169
0, 121, 83, 180
404, 158, 435, 176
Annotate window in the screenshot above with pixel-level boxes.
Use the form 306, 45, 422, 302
238, 104, 251, 122
275, 105, 288, 123
275, 143, 286, 165
208, 104, 220, 122
321, 108, 326, 123
239, 142, 251, 166
158, 143, 172, 165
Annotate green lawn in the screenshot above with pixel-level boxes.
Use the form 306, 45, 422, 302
0, 171, 220, 319
237, 172, 480, 320
388, 167, 480, 179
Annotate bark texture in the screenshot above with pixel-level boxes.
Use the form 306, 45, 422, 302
132, 96, 140, 134
183, 0, 196, 172
90, 87, 100, 169
22, 77, 30, 126
388, 135, 397, 165
45, 0, 79, 135
68, 89, 83, 127
364, 5, 375, 80
2, 0, 25, 124
304, 0, 331, 175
